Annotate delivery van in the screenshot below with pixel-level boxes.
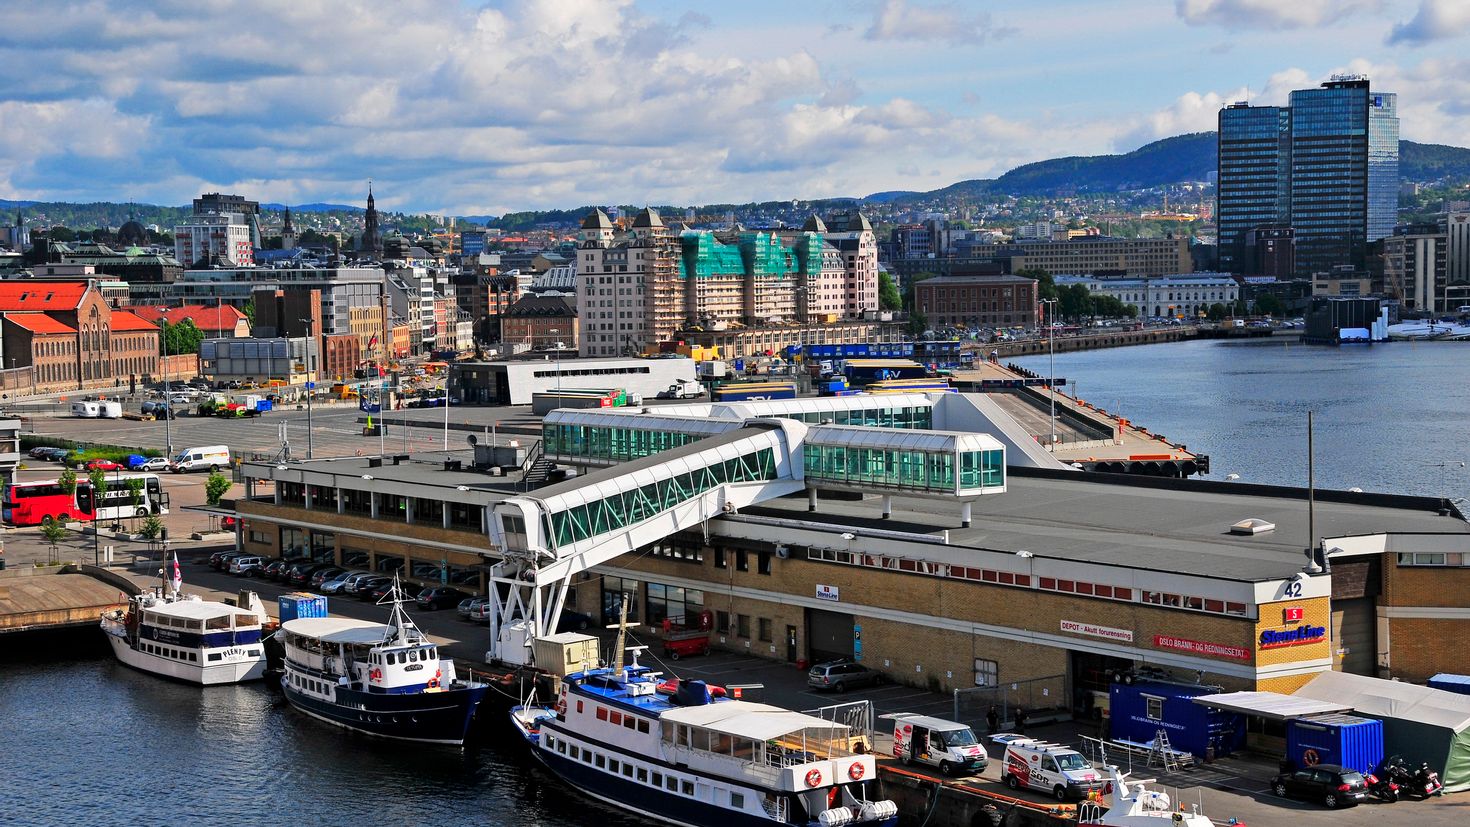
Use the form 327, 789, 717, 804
997, 735, 1105, 801
171, 445, 231, 473
887, 714, 988, 776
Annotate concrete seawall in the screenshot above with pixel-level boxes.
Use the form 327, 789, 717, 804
990, 327, 1194, 358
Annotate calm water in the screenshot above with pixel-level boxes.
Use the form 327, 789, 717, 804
2, 631, 645, 827
1012, 337, 1470, 501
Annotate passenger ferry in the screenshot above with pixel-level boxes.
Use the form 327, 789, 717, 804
277, 581, 489, 745
99, 562, 269, 686
511, 647, 898, 827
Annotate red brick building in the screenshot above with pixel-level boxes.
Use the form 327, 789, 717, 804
130, 304, 251, 338
500, 295, 577, 350
913, 274, 1040, 328
0, 280, 160, 393
323, 333, 363, 382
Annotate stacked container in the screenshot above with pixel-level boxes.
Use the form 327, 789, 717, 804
278, 592, 328, 623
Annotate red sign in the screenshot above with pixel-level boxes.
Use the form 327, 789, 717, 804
1283, 607, 1304, 623
1153, 634, 1251, 661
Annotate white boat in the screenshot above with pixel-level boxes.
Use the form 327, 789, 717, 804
511, 646, 898, 827
100, 561, 270, 686
1077, 766, 1218, 827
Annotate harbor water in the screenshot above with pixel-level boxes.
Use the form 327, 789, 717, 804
2, 631, 645, 827
1013, 337, 1470, 502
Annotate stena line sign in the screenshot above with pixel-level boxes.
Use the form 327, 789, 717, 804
1259, 624, 1327, 650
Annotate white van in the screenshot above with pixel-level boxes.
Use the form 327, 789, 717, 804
171, 445, 231, 473
71, 401, 101, 418
99, 401, 122, 419
996, 735, 1105, 801
887, 714, 988, 776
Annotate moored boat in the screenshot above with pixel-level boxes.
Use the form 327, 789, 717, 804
512, 646, 898, 827
277, 579, 488, 745
99, 553, 269, 685
1077, 766, 1220, 827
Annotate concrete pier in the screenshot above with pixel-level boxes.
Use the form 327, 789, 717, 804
0, 564, 137, 634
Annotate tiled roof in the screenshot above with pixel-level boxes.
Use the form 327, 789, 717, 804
108, 310, 158, 331
4, 313, 76, 334
0, 282, 88, 311
127, 304, 248, 332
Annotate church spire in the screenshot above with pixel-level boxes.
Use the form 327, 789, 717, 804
362, 180, 382, 255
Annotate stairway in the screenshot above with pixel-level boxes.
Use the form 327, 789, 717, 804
521, 456, 557, 489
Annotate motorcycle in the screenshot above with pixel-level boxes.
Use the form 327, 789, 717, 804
1384, 757, 1443, 799
1363, 772, 1399, 803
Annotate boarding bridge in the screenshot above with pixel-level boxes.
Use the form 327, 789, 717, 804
488, 403, 1011, 665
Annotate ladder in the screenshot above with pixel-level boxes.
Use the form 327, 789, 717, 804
1150, 728, 1179, 772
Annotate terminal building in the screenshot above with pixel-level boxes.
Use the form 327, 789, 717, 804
233, 391, 1469, 715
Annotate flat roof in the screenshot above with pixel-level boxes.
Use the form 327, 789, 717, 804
745, 472, 1467, 581
1191, 691, 1353, 720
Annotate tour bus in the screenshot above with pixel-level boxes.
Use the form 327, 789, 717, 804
2, 474, 168, 526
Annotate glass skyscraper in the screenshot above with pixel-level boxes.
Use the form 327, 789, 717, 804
1216, 77, 1398, 277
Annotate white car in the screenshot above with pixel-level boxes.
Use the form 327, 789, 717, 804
130, 457, 171, 472
319, 571, 366, 594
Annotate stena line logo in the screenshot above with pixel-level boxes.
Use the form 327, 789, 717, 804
1259, 624, 1327, 649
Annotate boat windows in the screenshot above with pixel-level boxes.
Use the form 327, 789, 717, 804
730, 791, 744, 809
622, 763, 633, 778
637, 720, 650, 734
681, 780, 694, 796
608, 759, 619, 773
595, 754, 605, 769
652, 771, 664, 787
208, 653, 222, 662
188, 653, 197, 662
596, 707, 608, 721
569, 745, 579, 759
665, 776, 677, 791
582, 750, 591, 765
623, 715, 635, 730
636, 768, 647, 783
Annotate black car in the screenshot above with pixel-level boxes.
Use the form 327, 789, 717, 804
557, 609, 595, 632
806, 660, 883, 693
355, 577, 392, 600
287, 562, 336, 586
1271, 764, 1369, 808
416, 586, 468, 610
210, 551, 249, 571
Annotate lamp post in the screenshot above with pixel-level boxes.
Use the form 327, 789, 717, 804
157, 320, 173, 460
548, 328, 562, 392
1040, 298, 1058, 447
299, 318, 315, 459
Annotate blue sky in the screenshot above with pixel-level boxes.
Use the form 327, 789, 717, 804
1, 0, 1468, 215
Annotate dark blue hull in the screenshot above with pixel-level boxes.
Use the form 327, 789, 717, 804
281, 677, 488, 745
532, 740, 897, 827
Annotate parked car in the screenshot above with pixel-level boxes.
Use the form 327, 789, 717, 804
308, 567, 346, 589
228, 556, 265, 576
287, 562, 336, 586
28, 446, 53, 458
807, 660, 883, 693
84, 459, 122, 471
1271, 764, 1369, 809
337, 571, 381, 594
355, 576, 393, 600
458, 596, 489, 619
128, 456, 171, 471
320, 571, 365, 594
557, 609, 595, 632
416, 586, 468, 610
261, 559, 293, 581
210, 551, 249, 571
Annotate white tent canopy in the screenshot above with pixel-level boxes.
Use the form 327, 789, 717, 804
1191, 690, 1353, 721
1295, 671, 1470, 731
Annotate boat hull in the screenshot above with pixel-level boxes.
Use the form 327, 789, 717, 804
531, 738, 897, 827
104, 631, 266, 685
280, 676, 488, 745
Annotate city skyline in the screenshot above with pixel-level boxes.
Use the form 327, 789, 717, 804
2, 0, 1469, 215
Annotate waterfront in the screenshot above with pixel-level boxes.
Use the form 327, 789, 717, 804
1014, 338, 1470, 501
1, 632, 644, 827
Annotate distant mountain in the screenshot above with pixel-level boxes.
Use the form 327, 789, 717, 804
890, 134, 1470, 203
861, 190, 920, 204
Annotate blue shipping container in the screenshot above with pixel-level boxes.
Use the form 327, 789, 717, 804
1285, 714, 1383, 775
278, 592, 328, 623
1110, 680, 1246, 759
1427, 673, 1470, 696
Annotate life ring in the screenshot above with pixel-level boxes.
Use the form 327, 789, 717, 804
848, 762, 866, 781
369, 668, 382, 682
805, 769, 823, 787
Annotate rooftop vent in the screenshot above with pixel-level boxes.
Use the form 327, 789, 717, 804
1229, 518, 1276, 536
367, 457, 382, 468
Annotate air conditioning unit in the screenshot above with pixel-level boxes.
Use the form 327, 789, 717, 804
774, 545, 790, 559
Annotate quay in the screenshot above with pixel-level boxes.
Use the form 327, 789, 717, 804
0, 564, 136, 634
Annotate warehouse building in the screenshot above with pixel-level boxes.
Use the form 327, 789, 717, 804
233, 392, 1469, 716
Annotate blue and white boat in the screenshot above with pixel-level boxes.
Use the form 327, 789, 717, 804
100, 556, 269, 685
512, 647, 898, 827
278, 583, 488, 745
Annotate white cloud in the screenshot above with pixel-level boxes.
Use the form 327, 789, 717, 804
864, 0, 1015, 45
1175, 0, 1382, 29
1388, 0, 1470, 45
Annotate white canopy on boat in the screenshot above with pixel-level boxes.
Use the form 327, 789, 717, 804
148, 599, 250, 621
281, 616, 395, 645
660, 700, 845, 741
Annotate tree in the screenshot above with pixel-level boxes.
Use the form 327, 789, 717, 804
125, 477, 145, 516
1255, 292, 1284, 317
903, 271, 936, 314
1093, 294, 1136, 319
58, 467, 77, 499
139, 515, 164, 540
1015, 268, 1056, 302
1207, 302, 1229, 321
1058, 283, 1092, 321
160, 318, 205, 356
877, 271, 902, 311
41, 519, 67, 552
242, 299, 256, 326
205, 472, 233, 507
88, 467, 108, 510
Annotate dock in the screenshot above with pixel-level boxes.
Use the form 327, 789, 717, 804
877, 763, 1074, 827
0, 564, 137, 634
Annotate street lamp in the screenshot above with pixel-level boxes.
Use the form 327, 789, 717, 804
299, 318, 315, 459
156, 320, 173, 460
548, 328, 562, 392
1040, 299, 1059, 447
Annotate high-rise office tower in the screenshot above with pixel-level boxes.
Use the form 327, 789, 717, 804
1217, 76, 1398, 277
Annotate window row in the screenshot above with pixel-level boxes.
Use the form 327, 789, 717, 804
142, 642, 197, 662
545, 733, 710, 801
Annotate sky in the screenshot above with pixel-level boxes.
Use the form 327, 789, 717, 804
1, 0, 1469, 216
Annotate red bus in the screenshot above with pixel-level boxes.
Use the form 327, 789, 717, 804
3, 480, 81, 526
1, 474, 168, 526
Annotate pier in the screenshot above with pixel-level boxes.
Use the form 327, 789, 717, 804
0, 564, 137, 634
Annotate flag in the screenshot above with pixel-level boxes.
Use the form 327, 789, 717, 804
367, 334, 378, 349
170, 553, 182, 594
